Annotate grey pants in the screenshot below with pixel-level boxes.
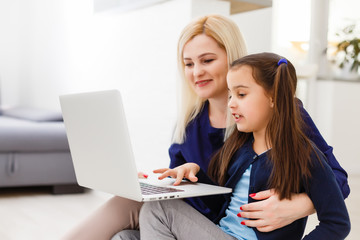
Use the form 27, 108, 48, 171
139, 199, 237, 240
111, 230, 140, 240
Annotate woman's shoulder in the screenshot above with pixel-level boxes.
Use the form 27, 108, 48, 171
170, 101, 223, 152
188, 101, 209, 126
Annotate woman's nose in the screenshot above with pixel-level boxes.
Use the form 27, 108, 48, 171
193, 64, 204, 77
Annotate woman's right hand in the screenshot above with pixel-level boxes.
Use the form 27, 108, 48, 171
153, 163, 200, 186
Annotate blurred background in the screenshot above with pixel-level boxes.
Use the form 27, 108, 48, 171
0, 0, 358, 239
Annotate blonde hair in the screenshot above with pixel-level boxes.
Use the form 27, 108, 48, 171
172, 14, 248, 143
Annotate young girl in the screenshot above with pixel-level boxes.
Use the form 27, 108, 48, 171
139, 53, 351, 239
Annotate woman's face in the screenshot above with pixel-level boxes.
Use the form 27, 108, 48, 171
183, 34, 228, 100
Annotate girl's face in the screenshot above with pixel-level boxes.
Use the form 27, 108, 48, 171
227, 65, 273, 135
183, 34, 228, 100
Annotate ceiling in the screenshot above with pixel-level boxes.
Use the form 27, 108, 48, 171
221, 0, 272, 14
93, 0, 272, 14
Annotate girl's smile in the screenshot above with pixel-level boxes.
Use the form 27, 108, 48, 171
232, 113, 244, 123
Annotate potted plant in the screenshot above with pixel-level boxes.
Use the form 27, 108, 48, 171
333, 23, 360, 80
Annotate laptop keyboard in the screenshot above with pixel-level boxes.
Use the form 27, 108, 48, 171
140, 182, 184, 195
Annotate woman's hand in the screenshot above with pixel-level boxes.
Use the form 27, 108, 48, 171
153, 163, 200, 186
239, 189, 315, 232
137, 172, 148, 179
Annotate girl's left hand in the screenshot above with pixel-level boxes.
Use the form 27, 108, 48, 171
239, 189, 315, 232
153, 163, 200, 186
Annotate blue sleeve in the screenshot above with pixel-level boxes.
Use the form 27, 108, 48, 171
168, 143, 215, 185
168, 143, 226, 223
302, 150, 351, 239
299, 102, 350, 198
168, 143, 186, 169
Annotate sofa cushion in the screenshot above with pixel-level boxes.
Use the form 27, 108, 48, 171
0, 116, 70, 152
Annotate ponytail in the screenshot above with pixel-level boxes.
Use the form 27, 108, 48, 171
267, 58, 313, 199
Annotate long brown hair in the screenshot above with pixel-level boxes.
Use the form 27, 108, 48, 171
208, 52, 316, 200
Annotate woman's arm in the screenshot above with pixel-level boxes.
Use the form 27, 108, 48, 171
240, 190, 315, 232
298, 100, 350, 198
303, 151, 350, 239
168, 143, 187, 169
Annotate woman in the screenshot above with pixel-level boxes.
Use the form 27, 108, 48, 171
61, 15, 349, 240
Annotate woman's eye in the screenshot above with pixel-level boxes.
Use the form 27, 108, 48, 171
185, 63, 193, 67
239, 93, 246, 97
204, 59, 214, 63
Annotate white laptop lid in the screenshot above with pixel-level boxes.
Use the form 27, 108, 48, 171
60, 90, 144, 201
60, 89, 231, 202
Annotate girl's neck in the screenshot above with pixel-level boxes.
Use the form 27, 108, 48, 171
208, 96, 228, 129
252, 130, 270, 155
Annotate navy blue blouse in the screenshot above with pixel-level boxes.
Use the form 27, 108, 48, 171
168, 101, 350, 222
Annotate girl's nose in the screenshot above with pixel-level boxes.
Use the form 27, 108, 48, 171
228, 96, 235, 109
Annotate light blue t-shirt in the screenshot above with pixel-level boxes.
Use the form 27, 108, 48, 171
218, 165, 257, 240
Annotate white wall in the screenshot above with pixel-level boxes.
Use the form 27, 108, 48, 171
232, 7, 272, 54
0, 0, 21, 106
313, 80, 360, 175
0, 0, 272, 171
0, 0, 188, 171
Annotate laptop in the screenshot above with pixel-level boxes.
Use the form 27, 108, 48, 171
59, 89, 232, 202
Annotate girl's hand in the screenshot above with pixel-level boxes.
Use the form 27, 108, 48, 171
239, 189, 315, 232
153, 163, 200, 186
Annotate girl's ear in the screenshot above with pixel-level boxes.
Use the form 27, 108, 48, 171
269, 97, 274, 108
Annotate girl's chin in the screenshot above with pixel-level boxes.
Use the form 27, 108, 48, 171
236, 125, 249, 132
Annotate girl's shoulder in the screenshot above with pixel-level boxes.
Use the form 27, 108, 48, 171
230, 137, 254, 162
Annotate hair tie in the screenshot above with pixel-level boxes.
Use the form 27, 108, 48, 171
277, 58, 288, 66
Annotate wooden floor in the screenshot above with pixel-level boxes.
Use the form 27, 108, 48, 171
0, 174, 359, 240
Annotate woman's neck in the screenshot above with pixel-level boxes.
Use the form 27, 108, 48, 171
208, 96, 228, 129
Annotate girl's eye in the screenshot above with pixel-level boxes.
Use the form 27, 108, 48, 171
239, 93, 246, 97
185, 63, 193, 67
204, 59, 214, 64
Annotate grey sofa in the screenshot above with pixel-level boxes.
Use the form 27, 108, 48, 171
0, 107, 83, 194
